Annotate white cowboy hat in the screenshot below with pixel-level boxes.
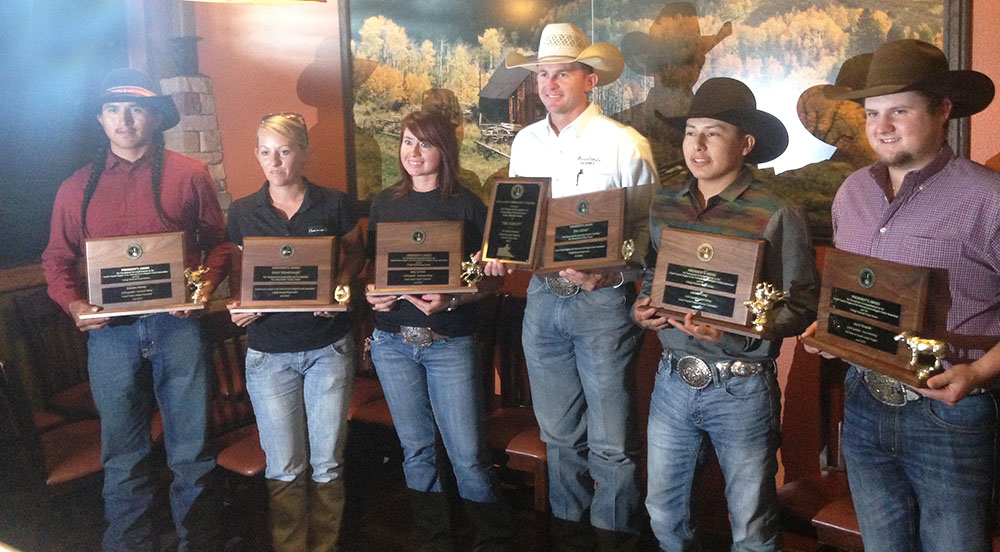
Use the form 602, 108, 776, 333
506, 23, 624, 86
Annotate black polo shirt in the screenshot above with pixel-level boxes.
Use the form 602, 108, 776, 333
366, 184, 486, 337
227, 180, 359, 353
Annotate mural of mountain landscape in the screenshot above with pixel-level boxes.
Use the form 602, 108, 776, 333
347, 0, 944, 239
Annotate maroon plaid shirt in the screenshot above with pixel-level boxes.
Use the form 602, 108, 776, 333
832, 146, 1000, 365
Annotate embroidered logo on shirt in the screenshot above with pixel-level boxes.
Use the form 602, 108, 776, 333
307, 226, 329, 235
577, 156, 600, 167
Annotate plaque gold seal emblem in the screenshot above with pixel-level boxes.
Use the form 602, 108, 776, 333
697, 243, 714, 262
126, 243, 143, 260
412, 230, 425, 244
858, 267, 875, 289
510, 184, 524, 199
280, 244, 295, 258
576, 200, 590, 216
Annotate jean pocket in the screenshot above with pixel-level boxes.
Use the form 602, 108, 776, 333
583, 286, 626, 309
245, 349, 268, 372
526, 276, 546, 296
723, 372, 772, 400
330, 336, 357, 356
370, 329, 392, 345
923, 394, 998, 433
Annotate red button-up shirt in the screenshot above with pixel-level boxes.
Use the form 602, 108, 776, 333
42, 149, 233, 312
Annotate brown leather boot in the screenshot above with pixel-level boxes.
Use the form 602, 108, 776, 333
309, 479, 346, 552
267, 475, 309, 552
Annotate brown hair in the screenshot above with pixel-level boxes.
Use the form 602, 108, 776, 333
392, 109, 460, 199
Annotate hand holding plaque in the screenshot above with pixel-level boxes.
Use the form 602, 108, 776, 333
230, 236, 348, 313
81, 231, 205, 319
537, 187, 641, 274
369, 220, 479, 296
801, 249, 939, 387
650, 227, 777, 338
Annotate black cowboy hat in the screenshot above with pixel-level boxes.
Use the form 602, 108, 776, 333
827, 39, 994, 119
656, 77, 788, 164
95, 68, 180, 130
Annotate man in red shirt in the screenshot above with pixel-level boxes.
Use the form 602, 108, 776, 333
42, 68, 230, 551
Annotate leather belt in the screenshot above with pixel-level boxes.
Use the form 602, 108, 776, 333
544, 276, 581, 297
667, 353, 772, 389
398, 326, 448, 346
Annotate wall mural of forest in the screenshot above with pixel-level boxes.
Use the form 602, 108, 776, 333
348, 0, 944, 240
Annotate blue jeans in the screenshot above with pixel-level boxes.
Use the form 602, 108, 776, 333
842, 367, 998, 552
645, 354, 782, 552
87, 313, 215, 552
521, 277, 642, 533
245, 333, 356, 483
370, 329, 498, 503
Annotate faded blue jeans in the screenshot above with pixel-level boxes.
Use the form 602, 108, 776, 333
842, 366, 998, 552
370, 329, 498, 503
521, 276, 642, 533
87, 313, 216, 552
645, 353, 782, 552
245, 333, 356, 483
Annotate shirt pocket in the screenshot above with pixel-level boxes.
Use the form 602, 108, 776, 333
575, 170, 618, 193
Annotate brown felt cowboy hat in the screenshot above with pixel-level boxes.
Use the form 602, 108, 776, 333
506, 23, 624, 86
827, 39, 994, 119
656, 77, 788, 164
796, 53, 872, 146
95, 68, 180, 131
620, 2, 732, 76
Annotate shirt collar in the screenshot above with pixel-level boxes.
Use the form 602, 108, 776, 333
546, 102, 601, 138
253, 179, 319, 214
105, 148, 153, 171
678, 167, 753, 203
867, 145, 955, 195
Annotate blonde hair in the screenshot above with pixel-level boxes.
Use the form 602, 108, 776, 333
259, 112, 309, 150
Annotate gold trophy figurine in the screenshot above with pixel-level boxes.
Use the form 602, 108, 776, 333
894, 332, 947, 380
334, 285, 352, 305
184, 266, 211, 303
461, 254, 485, 287
743, 282, 787, 332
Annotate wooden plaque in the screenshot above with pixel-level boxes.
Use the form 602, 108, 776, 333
231, 236, 347, 313
83, 231, 202, 318
481, 177, 549, 269
536, 187, 640, 274
801, 249, 932, 387
369, 220, 478, 296
650, 227, 766, 338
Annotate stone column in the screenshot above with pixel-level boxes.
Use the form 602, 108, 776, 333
160, 75, 232, 210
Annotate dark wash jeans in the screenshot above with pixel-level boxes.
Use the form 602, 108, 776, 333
842, 366, 998, 552
87, 313, 215, 551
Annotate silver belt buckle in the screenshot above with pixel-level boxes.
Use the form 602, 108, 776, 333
400, 326, 434, 346
862, 370, 909, 407
677, 356, 712, 389
545, 276, 581, 297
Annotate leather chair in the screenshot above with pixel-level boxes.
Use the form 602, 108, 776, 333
11, 288, 97, 421
484, 294, 548, 512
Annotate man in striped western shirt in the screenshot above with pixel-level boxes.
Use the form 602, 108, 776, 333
803, 39, 1000, 552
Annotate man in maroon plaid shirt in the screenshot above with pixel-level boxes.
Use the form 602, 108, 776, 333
803, 39, 1000, 552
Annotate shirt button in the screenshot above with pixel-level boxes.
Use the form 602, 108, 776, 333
879, 227, 887, 233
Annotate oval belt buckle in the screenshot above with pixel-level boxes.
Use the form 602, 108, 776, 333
863, 370, 907, 406
678, 356, 712, 389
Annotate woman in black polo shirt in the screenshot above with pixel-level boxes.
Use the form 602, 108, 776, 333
365, 109, 510, 550
227, 113, 364, 551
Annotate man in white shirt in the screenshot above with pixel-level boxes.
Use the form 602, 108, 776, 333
495, 22, 657, 550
